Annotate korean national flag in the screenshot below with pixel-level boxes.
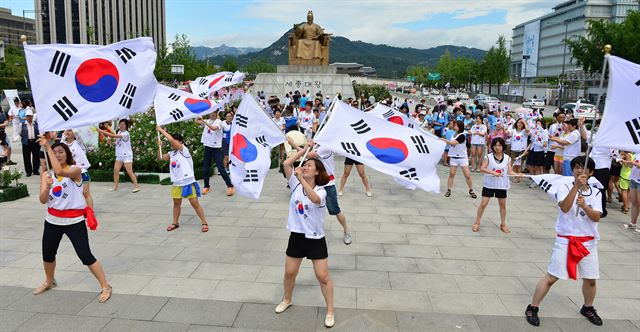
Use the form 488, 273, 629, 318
315, 101, 446, 193
24, 37, 157, 132
154, 84, 220, 125
530, 174, 603, 200
229, 93, 285, 199
191, 71, 245, 99
368, 103, 413, 128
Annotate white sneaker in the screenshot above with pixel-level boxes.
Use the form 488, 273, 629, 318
343, 232, 352, 245
366, 191, 373, 197
275, 301, 292, 313
337, 191, 343, 197
622, 223, 636, 230
324, 313, 335, 328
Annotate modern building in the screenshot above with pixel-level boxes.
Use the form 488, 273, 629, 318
510, 0, 639, 83
34, 0, 165, 48
0, 7, 36, 48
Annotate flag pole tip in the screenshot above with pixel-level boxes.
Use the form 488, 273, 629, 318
604, 45, 612, 54
20, 35, 27, 42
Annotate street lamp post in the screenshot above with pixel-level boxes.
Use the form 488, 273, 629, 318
559, 21, 569, 107
522, 54, 530, 100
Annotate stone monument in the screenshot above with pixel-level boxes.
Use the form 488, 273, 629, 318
253, 11, 354, 99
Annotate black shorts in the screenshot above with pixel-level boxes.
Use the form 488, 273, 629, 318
528, 151, 545, 166
344, 157, 362, 165
482, 187, 507, 198
544, 151, 555, 168
286, 232, 328, 260
610, 164, 621, 177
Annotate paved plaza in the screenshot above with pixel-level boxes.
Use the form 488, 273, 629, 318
1, 139, 639, 331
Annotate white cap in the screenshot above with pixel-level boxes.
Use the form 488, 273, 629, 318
25, 109, 34, 116
420, 111, 427, 115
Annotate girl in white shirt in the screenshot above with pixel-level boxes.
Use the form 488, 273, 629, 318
508, 119, 530, 182
156, 126, 209, 233
63, 129, 94, 208
276, 141, 335, 328
469, 115, 487, 172
96, 119, 140, 193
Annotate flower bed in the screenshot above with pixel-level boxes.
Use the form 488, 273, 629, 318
0, 183, 29, 202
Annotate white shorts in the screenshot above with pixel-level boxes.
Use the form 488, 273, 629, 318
547, 237, 599, 280
449, 157, 469, 167
116, 156, 133, 163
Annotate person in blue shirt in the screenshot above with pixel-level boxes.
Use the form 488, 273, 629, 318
455, 108, 465, 122
299, 94, 308, 110
463, 112, 474, 131
487, 112, 498, 132
443, 120, 456, 166
436, 105, 449, 137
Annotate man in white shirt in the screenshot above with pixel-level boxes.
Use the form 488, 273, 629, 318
298, 101, 316, 139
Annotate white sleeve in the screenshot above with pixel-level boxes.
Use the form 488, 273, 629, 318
288, 173, 300, 194
566, 131, 579, 144
316, 187, 327, 206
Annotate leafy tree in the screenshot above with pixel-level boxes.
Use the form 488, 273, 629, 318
406, 64, 429, 85
220, 57, 239, 72
435, 50, 454, 84
567, 10, 640, 74
0, 46, 28, 89
243, 58, 275, 78
482, 35, 510, 94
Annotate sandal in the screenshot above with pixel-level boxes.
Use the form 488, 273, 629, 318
500, 224, 511, 234
99, 286, 112, 303
622, 207, 629, 214
444, 189, 451, 197
201, 224, 209, 233
167, 224, 180, 231
469, 190, 477, 199
472, 223, 480, 232
33, 280, 57, 295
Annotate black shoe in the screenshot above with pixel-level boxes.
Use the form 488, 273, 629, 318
6, 160, 17, 165
33, 171, 40, 175
26, 173, 32, 177
600, 211, 607, 218
525, 304, 540, 326
580, 305, 603, 326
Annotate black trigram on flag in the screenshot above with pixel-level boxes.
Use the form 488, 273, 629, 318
170, 108, 184, 121
399, 168, 419, 181
235, 114, 248, 128
199, 77, 208, 85
407, 122, 414, 128
382, 110, 394, 118
115, 47, 137, 63
411, 135, 429, 154
255, 135, 269, 147
244, 169, 259, 182
224, 75, 233, 82
341, 142, 361, 156
167, 93, 180, 101
198, 91, 208, 98
636, 79, 640, 86
49, 50, 71, 77
625, 117, 640, 144
119, 83, 137, 108
52, 96, 78, 121
538, 179, 552, 192
350, 119, 371, 134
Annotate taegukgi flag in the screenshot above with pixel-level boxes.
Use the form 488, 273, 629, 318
593, 55, 640, 152
229, 93, 286, 199
154, 84, 220, 125
24, 37, 157, 132
368, 103, 414, 128
530, 174, 603, 200
191, 71, 245, 99
315, 101, 446, 193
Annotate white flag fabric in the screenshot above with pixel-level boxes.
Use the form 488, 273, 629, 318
191, 71, 245, 99
229, 94, 286, 199
315, 101, 446, 193
593, 55, 640, 152
3, 89, 19, 103
24, 37, 157, 132
368, 103, 414, 128
154, 84, 221, 125
530, 174, 603, 200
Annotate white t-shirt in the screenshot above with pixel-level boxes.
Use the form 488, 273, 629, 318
548, 123, 563, 153
483, 153, 511, 190
316, 145, 336, 186
274, 117, 285, 132
201, 119, 223, 148
563, 130, 581, 159
287, 174, 327, 239
46, 168, 86, 226
531, 128, 548, 152
66, 140, 91, 171
510, 129, 528, 151
448, 133, 467, 158
630, 154, 640, 181
169, 146, 196, 186
470, 124, 487, 145
586, 133, 612, 170
298, 111, 315, 129
555, 182, 603, 240
115, 131, 133, 159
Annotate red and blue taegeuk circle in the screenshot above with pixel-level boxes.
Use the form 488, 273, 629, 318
75, 58, 119, 103
366, 138, 408, 164
52, 186, 63, 197
231, 133, 258, 163
387, 116, 405, 126
208, 74, 225, 89
171, 161, 177, 168
183, 98, 211, 114
297, 203, 305, 215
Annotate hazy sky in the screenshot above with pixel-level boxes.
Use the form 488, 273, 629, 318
4, 0, 557, 50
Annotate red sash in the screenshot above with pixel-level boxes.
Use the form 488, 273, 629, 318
557, 234, 594, 280
48, 207, 98, 231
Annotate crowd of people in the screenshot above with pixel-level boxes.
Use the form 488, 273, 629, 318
2, 87, 639, 328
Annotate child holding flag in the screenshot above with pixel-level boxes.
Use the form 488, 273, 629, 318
525, 156, 603, 327
62, 130, 94, 208
156, 126, 209, 233
96, 119, 140, 193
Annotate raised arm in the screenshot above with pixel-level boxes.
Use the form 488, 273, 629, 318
96, 128, 123, 139
38, 135, 81, 180
156, 125, 183, 151
283, 141, 313, 179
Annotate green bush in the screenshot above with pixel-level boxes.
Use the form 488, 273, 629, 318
160, 177, 172, 185
89, 169, 159, 184
353, 84, 392, 102
0, 183, 29, 202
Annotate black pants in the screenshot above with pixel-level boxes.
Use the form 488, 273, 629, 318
22, 139, 40, 175
42, 221, 96, 265
592, 168, 610, 216
203, 146, 232, 188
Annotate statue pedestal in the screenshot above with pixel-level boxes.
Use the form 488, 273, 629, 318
254, 67, 354, 99
277, 65, 336, 74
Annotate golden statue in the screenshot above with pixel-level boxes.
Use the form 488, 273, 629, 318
288, 11, 331, 65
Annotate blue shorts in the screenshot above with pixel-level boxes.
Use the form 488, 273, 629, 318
81, 171, 91, 183
631, 180, 640, 191
562, 159, 573, 176
324, 184, 341, 215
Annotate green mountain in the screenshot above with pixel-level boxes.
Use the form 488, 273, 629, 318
205, 30, 486, 78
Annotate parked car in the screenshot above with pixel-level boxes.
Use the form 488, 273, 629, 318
482, 97, 501, 109
474, 94, 489, 103
562, 102, 599, 120
456, 92, 470, 100
446, 93, 457, 101
523, 98, 544, 108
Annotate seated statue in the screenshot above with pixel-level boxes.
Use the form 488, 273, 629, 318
289, 11, 331, 65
